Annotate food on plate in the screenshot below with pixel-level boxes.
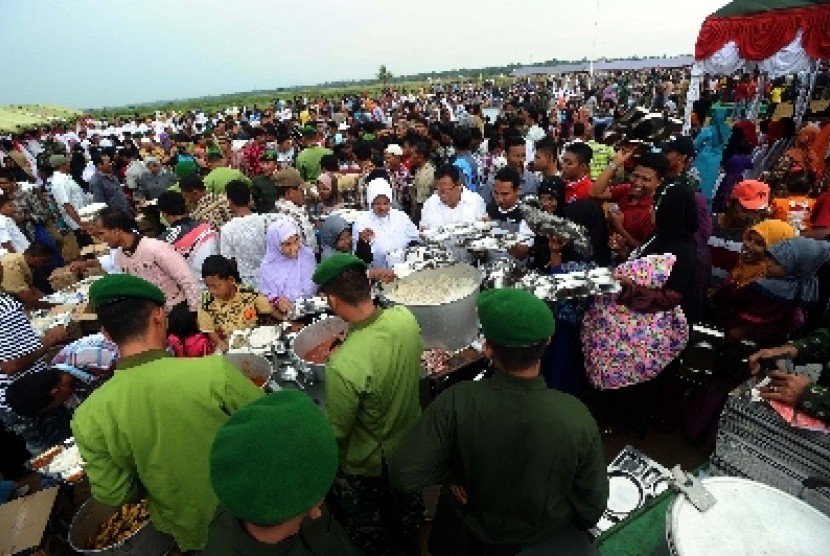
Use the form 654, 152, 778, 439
31, 445, 63, 469
87, 500, 149, 549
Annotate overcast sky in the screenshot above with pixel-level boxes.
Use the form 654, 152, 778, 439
0, 0, 726, 109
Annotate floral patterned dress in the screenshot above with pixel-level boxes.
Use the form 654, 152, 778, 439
581, 254, 689, 390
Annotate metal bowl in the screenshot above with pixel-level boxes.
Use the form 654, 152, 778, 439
68, 499, 174, 555
291, 316, 349, 380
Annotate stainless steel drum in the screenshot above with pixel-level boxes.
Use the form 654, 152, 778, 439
223, 352, 273, 389
68, 499, 174, 555
382, 263, 482, 352
291, 316, 349, 381
666, 476, 830, 555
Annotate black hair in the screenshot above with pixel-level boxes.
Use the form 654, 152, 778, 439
319, 266, 370, 305
225, 179, 251, 207
434, 164, 461, 184
412, 141, 430, 159
0, 168, 12, 181
96, 207, 137, 233
487, 341, 548, 372
201, 254, 241, 282
97, 298, 160, 345
505, 135, 525, 151
5, 369, 62, 417
635, 152, 670, 180
156, 191, 187, 216
535, 137, 557, 158
320, 154, 339, 172
452, 127, 473, 151
167, 302, 199, 343
179, 174, 206, 193
564, 142, 594, 165
493, 166, 521, 189
572, 122, 586, 137
25, 241, 53, 258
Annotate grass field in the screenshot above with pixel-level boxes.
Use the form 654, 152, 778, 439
0, 104, 83, 133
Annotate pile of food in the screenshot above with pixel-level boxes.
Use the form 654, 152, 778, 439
30, 441, 85, 482
304, 335, 345, 364
422, 349, 452, 375
87, 500, 149, 549
385, 274, 478, 306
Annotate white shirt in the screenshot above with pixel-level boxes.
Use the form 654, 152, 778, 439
352, 209, 419, 268
220, 214, 268, 288
0, 215, 30, 253
420, 188, 486, 231
50, 170, 89, 230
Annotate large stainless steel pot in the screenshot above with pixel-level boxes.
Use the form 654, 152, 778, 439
291, 316, 349, 381
382, 263, 482, 352
223, 352, 273, 389
68, 499, 174, 555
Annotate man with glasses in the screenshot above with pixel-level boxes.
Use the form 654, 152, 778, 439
420, 164, 485, 231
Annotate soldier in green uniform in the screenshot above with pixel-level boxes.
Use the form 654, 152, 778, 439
204, 390, 362, 555
390, 288, 609, 556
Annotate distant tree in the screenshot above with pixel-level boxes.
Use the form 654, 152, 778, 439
377, 64, 393, 86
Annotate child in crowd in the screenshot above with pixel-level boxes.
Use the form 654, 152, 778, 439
0, 194, 30, 253
199, 254, 284, 353
168, 302, 214, 357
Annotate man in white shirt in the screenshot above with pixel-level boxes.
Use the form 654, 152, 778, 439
49, 154, 91, 246
420, 164, 486, 231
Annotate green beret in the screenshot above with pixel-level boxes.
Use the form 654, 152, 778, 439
210, 391, 338, 524
301, 124, 318, 136
312, 253, 367, 287
174, 160, 198, 178
476, 289, 554, 347
259, 150, 278, 162
49, 154, 69, 167
89, 274, 166, 309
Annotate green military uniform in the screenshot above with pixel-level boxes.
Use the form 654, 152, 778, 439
296, 145, 334, 183
204, 166, 251, 195
72, 352, 263, 550
204, 391, 363, 555
390, 288, 608, 554
313, 254, 424, 555
204, 508, 361, 556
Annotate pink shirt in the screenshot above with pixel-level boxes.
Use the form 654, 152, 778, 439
115, 237, 201, 312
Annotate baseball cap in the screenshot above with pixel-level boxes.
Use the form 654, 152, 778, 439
731, 180, 770, 210
661, 136, 695, 158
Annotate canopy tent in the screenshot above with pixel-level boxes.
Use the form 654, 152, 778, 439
683, 0, 830, 131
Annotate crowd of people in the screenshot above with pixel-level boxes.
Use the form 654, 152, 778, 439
0, 67, 830, 554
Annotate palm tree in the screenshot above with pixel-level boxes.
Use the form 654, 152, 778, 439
377, 65, 393, 86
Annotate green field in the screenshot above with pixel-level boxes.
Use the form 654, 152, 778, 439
0, 104, 83, 133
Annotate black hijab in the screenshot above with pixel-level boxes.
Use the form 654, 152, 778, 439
563, 199, 613, 266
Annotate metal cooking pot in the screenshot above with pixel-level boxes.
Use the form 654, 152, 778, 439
223, 352, 273, 389
68, 499, 174, 555
383, 263, 482, 352
291, 316, 349, 381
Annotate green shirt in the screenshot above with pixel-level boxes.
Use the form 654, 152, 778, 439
296, 146, 334, 183
204, 167, 252, 195
389, 371, 608, 547
71, 351, 263, 550
325, 306, 422, 476
203, 507, 363, 556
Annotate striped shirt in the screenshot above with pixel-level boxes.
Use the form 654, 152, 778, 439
0, 294, 46, 410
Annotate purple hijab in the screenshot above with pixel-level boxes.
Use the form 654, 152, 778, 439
258, 219, 317, 301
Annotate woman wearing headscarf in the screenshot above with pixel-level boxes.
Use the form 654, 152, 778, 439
351, 178, 419, 268
529, 198, 598, 395
708, 220, 798, 344
693, 106, 731, 203
258, 219, 317, 309
583, 178, 698, 432
763, 123, 823, 198
756, 236, 830, 309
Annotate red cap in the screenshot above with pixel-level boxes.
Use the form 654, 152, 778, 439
731, 180, 770, 210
